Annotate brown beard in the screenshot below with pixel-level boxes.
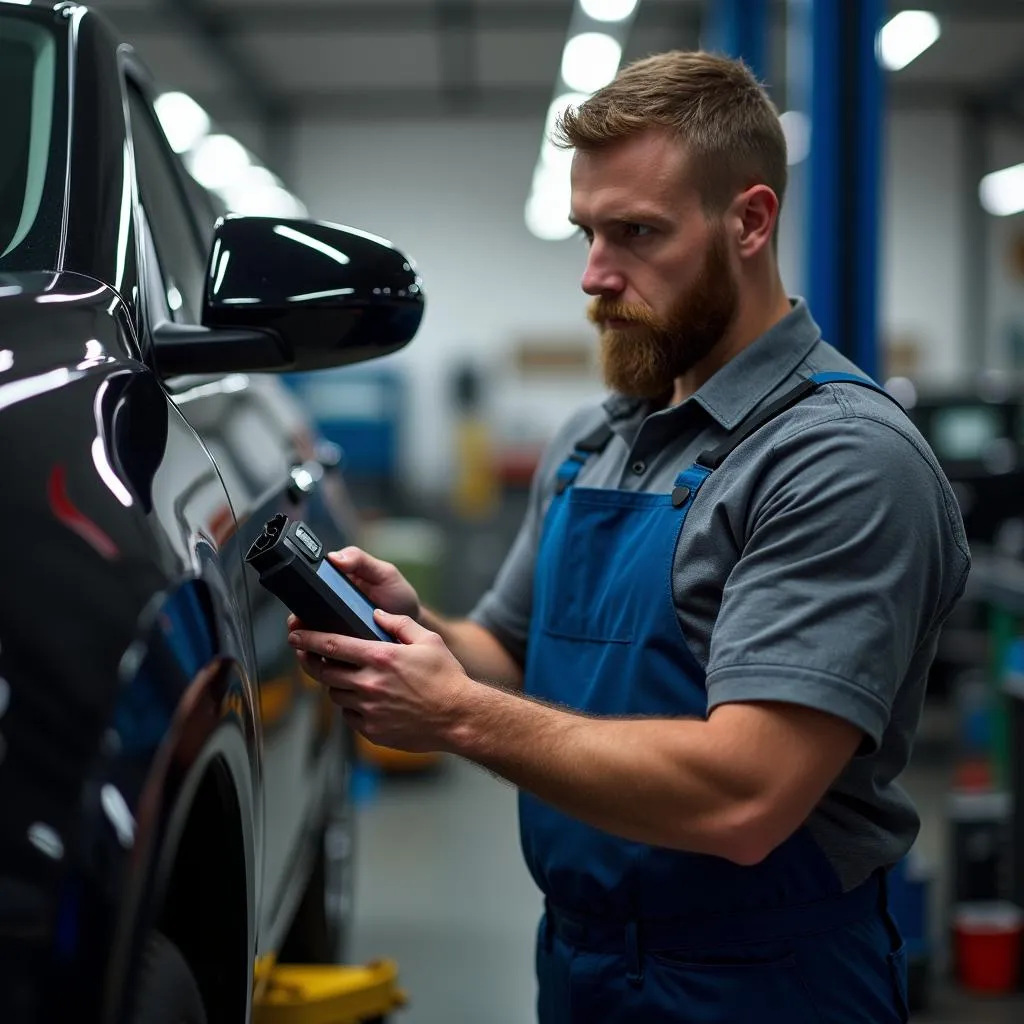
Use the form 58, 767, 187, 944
588, 229, 739, 400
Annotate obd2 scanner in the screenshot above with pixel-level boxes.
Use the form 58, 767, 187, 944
244, 513, 393, 642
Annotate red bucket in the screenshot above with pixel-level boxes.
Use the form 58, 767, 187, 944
953, 901, 1024, 994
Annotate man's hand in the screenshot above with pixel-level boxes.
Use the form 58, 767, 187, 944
326, 547, 421, 620
288, 610, 470, 752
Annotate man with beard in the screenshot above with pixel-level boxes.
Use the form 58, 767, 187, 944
288, 51, 969, 1022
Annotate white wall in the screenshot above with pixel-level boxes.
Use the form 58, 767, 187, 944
882, 110, 967, 383
289, 109, 999, 494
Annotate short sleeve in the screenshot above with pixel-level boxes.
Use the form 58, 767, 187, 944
705, 414, 970, 753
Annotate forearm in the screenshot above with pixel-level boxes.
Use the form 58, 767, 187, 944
419, 608, 524, 691
443, 684, 766, 863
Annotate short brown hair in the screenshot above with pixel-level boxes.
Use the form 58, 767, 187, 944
555, 50, 787, 217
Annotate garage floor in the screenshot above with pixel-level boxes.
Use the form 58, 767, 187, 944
348, 706, 1024, 1023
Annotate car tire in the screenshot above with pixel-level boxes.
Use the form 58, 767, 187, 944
279, 727, 356, 964
131, 932, 207, 1024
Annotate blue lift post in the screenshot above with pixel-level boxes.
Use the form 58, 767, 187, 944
802, 0, 887, 381
704, 0, 770, 84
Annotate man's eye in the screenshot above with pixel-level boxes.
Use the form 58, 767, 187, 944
577, 228, 594, 246
625, 224, 653, 238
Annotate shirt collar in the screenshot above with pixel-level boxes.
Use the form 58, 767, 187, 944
601, 297, 822, 431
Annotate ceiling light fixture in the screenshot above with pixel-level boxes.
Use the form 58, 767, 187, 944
980, 163, 1024, 217
218, 183, 308, 219
579, 0, 639, 23
185, 134, 250, 190
780, 110, 812, 166
876, 10, 941, 71
153, 91, 210, 154
561, 33, 622, 93
526, 3, 639, 241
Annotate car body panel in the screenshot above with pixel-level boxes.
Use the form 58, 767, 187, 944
0, 6, 374, 1021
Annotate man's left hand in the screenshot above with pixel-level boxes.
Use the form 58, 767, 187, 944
288, 611, 469, 752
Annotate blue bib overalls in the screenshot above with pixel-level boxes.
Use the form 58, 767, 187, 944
521, 374, 910, 1023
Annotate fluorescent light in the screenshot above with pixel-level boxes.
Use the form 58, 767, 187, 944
186, 134, 250, 190
238, 166, 283, 190
980, 163, 1024, 217
539, 139, 574, 174
561, 33, 622, 93
525, 195, 577, 241
780, 111, 811, 166
580, 0, 639, 23
218, 183, 308, 218
154, 92, 210, 153
877, 11, 940, 71
525, 164, 575, 241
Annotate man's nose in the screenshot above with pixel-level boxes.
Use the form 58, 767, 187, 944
581, 242, 626, 296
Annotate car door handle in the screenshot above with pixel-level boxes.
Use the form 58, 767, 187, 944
288, 460, 324, 501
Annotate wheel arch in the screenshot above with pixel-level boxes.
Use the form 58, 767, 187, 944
103, 574, 260, 1024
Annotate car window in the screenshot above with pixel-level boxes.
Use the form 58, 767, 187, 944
126, 83, 207, 322
0, 15, 62, 270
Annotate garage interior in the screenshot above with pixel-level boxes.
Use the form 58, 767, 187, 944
61, 0, 1024, 1020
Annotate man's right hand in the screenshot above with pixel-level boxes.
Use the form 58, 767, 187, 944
325, 546, 421, 620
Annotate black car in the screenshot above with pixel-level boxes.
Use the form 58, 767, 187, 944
0, 5, 424, 1022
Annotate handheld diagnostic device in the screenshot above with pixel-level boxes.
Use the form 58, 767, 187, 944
244, 513, 393, 642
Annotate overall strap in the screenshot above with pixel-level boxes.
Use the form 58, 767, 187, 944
554, 422, 615, 495
694, 371, 902, 471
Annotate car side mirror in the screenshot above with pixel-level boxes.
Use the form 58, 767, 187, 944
153, 216, 425, 377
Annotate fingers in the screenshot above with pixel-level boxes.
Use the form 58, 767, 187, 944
328, 547, 394, 585
373, 609, 436, 645
297, 650, 361, 688
289, 628, 374, 666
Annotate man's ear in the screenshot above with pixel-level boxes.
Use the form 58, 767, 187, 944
732, 185, 779, 260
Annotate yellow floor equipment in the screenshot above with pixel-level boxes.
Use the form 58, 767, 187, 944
253, 958, 406, 1024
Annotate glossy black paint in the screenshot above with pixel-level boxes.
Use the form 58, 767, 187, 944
151, 321, 290, 377
200, 216, 425, 372
61, 4, 143, 330
0, 6, 401, 1023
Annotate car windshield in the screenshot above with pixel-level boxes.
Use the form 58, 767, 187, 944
0, 15, 63, 272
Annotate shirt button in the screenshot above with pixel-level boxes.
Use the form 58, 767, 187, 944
631, 460, 646, 475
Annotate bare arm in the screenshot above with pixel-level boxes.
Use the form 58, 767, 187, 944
289, 614, 863, 862
445, 681, 862, 864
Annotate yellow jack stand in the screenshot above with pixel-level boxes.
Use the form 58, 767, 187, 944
253, 959, 406, 1024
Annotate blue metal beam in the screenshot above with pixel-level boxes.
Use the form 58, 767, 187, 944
705, 0, 770, 83
803, 0, 886, 379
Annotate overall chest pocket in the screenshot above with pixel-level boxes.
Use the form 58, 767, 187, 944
540, 489, 675, 645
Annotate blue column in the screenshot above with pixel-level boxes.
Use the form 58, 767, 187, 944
803, 0, 887, 379
705, 0, 770, 82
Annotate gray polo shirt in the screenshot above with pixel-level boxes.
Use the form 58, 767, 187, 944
471, 299, 971, 890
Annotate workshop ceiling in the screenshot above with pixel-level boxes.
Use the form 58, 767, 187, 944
86, 0, 1024, 128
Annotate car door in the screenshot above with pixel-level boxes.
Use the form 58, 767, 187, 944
123, 76, 332, 947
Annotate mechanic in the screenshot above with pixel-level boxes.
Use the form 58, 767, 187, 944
288, 51, 970, 1022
